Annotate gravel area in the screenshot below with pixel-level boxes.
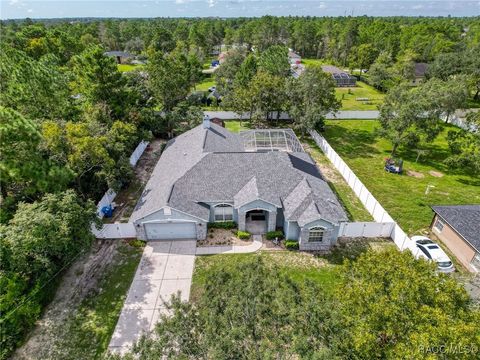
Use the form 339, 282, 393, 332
198, 228, 253, 247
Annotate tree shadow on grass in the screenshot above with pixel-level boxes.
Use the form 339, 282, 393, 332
324, 124, 380, 159
456, 177, 480, 187
317, 241, 371, 265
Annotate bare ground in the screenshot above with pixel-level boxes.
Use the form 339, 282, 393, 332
13, 139, 163, 359
13, 240, 121, 360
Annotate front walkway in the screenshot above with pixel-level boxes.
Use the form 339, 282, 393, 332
108, 240, 196, 354
196, 235, 263, 255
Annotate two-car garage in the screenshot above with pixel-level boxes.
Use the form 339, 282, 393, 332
144, 221, 197, 240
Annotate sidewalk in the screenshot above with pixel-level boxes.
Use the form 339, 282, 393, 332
196, 235, 263, 255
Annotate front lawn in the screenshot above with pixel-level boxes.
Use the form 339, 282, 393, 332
335, 81, 385, 110
191, 240, 394, 302
191, 252, 338, 302
323, 120, 480, 234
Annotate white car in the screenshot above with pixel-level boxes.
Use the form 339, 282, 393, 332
412, 236, 455, 273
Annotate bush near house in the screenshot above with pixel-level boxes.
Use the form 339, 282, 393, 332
266, 230, 284, 240
284, 240, 299, 250
209, 221, 237, 229
236, 230, 251, 239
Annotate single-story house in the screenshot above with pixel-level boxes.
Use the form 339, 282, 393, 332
411, 62, 428, 86
321, 65, 356, 87
130, 117, 348, 250
431, 205, 480, 272
104, 51, 134, 64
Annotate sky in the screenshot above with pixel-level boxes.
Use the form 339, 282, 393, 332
1, 0, 479, 20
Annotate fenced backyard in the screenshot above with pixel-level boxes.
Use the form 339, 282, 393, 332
309, 129, 419, 255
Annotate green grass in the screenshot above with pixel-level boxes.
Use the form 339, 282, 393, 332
323, 120, 480, 234
57, 241, 143, 359
191, 252, 339, 302
224, 120, 251, 133
302, 58, 328, 67
335, 81, 385, 110
194, 77, 216, 92
117, 64, 144, 72
192, 241, 394, 301
303, 138, 373, 221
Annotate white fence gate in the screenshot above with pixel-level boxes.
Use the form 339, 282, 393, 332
92, 223, 136, 239
339, 222, 394, 238
309, 130, 419, 256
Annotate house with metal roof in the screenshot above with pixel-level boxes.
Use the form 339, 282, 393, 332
130, 117, 348, 250
431, 205, 480, 272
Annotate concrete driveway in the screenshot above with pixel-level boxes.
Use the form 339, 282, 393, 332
108, 239, 196, 354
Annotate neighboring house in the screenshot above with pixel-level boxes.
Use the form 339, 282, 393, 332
210, 117, 225, 127
321, 65, 356, 87
130, 117, 348, 250
431, 205, 480, 272
411, 62, 428, 86
104, 51, 134, 64
288, 50, 302, 65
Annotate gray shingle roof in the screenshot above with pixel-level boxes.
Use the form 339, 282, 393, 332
432, 205, 480, 252
131, 123, 348, 226
130, 123, 244, 222
234, 177, 259, 208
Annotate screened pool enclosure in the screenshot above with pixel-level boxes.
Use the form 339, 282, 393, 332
240, 129, 305, 153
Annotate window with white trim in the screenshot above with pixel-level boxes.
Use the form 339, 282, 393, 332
434, 218, 444, 232
308, 226, 325, 242
214, 204, 233, 222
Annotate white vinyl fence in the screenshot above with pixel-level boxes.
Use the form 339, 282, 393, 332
91, 223, 136, 239
339, 222, 394, 238
309, 130, 419, 256
95, 140, 149, 219
129, 140, 149, 166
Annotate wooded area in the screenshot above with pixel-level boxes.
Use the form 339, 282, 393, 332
1, 16, 479, 358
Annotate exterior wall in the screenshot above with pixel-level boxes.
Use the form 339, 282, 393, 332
204, 201, 236, 223
431, 214, 478, 271
284, 220, 300, 240
298, 219, 339, 251
237, 199, 277, 232
135, 207, 207, 240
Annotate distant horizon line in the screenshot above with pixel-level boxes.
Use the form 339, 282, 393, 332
3, 14, 480, 21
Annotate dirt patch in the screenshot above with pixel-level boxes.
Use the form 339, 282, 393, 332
198, 228, 253, 247
407, 170, 425, 178
429, 170, 444, 178
13, 240, 125, 359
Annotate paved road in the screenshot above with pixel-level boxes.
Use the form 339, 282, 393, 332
203, 110, 380, 120
108, 240, 196, 354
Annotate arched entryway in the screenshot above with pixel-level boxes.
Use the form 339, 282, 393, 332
245, 209, 268, 234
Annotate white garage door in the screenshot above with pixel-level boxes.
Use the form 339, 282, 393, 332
144, 222, 197, 240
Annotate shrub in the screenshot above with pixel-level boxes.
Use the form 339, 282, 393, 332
284, 240, 299, 250
266, 230, 284, 240
209, 221, 237, 229
236, 231, 251, 240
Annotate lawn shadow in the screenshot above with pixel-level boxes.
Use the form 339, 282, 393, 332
456, 177, 480, 187
324, 124, 380, 159
318, 240, 371, 265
